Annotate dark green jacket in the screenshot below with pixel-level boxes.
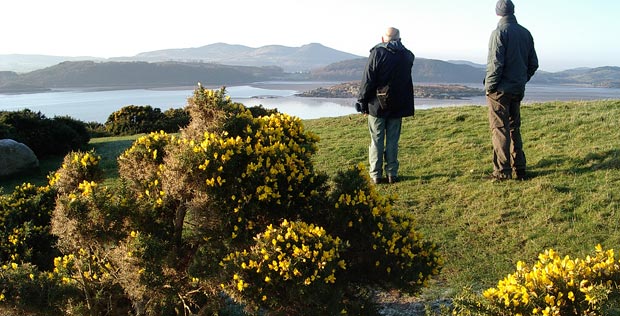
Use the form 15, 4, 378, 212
358, 40, 415, 118
485, 15, 539, 95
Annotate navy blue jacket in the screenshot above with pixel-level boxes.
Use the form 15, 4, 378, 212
358, 40, 415, 118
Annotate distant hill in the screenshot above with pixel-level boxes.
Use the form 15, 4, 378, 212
447, 60, 486, 68
414, 58, 486, 83
310, 57, 486, 83
310, 58, 620, 87
112, 43, 363, 72
0, 61, 286, 93
309, 58, 366, 81
532, 66, 620, 88
0, 54, 104, 73
129, 43, 254, 61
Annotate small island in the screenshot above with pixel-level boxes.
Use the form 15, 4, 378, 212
296, 81, 484, 99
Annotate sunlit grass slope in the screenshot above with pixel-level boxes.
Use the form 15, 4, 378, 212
304, 99, 620, 296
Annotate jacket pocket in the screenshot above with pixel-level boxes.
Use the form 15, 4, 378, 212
376, 85, 390, 110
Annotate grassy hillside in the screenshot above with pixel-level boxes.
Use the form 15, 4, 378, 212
304, 99, 620, 298
2, 100, 619, 301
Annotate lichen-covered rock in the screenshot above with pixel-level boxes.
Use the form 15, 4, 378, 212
0, 139, 39, 177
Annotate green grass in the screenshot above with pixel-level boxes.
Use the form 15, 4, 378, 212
0, 155, 64, 191
304, 99, 620, 299
87, 134, 142, 186
1, 134, 140, 192
2, 100, 619, 301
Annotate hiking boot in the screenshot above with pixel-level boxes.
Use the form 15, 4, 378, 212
485, 174, 510, 182
388, 176, 398, 184
515, 170, 528, 181
372, 178, 384, 185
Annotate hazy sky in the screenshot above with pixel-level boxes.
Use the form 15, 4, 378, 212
2, 0, 618, 71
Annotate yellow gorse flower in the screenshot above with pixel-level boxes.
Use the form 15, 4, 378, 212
222, 220, 347, 298
77, 181, 97, 196
483, 245, 620, 314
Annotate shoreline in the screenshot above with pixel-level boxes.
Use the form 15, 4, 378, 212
2, 81, 620, 96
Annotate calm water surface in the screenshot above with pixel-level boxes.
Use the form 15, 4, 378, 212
1, 83, 619, 123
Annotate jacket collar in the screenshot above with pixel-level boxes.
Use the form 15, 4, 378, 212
498, 14, 518, 26
372, 40, 406, 53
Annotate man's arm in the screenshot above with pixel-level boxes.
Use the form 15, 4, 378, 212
357, 49, 379, 106
527, 36, 539, 81
485, 31, 505, 93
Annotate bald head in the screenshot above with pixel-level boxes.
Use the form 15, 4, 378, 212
383, 27, 400, 42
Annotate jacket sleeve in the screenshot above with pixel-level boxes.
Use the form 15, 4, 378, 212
527, 36, 539, 81
357, 49, 379, 104
485, 30, 505, 93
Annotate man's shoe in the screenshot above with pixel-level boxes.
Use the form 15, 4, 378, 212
515, 170, 528, 181
388, 176, 398, 184
485, 174, 510, 182
372, 178, 384, 185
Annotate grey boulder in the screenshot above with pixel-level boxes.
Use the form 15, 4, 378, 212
0, 139, 39, 177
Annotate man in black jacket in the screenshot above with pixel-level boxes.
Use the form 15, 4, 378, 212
357, 27, 415, 184
485, 0, 538, 181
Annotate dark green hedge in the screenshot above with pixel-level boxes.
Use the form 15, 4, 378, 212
104, 105, 189, 136
0, 109, 90, 158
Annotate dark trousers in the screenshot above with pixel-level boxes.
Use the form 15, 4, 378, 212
487, 91, 526, 179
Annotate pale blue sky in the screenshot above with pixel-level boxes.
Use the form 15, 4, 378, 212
2, 0, 618, 71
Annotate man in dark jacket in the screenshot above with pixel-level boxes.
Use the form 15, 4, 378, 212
485, 0, 538, 181
357, 27, 415, 185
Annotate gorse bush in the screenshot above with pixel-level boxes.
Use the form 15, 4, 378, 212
454, 245, 620, 315
0, 177, 78, 314
325, 165, 443, 291
117, 130, 172, 197
114, 87, 336, 314
220, 220, 348, 314
0, 86, 442, 315
48, 150, 103, 194
0, 183, 58, 270
0, 261, 79, 314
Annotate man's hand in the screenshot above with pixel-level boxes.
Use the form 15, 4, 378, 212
355, 102, 369, 114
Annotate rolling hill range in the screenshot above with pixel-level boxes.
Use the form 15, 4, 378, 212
1, 43, 362, 74
112, 42, 362, 72
1, 43, 619, 93
0, 61, 286, 93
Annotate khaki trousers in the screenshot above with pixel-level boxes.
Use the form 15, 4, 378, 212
367, 115, 402, 179
487, 91, 526, 179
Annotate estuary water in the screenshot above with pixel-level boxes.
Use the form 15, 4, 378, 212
1, 82, 619, 123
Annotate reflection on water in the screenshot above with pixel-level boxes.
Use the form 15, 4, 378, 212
0, 84, 357, 122
1, 83, 619, 123
239, 97, 356, 120
228, 84, 358, 120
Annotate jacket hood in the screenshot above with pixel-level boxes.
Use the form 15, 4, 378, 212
372, 40, 407, 53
